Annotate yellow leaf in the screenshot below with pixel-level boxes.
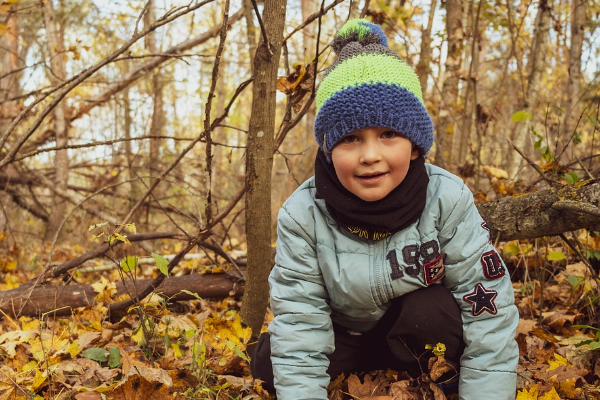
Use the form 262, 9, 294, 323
113, 232, 130, 245
30, 369, 46, 391
483, 165, 509, 179
124, 223, 136, 234
172, 343, 182, 358
131, 327, 146, 346
20, 316, 40, 332
0, 23, 9, 35
91, 276, 117, 302
516, 385, 539, 400
203, 311, 251, 359
2, 260, 17, 271
547, 353, 568, 371
559, 379, 580, 399
28, 336, 68, 363
21, 361, 37, 373
66, 342, 80, 358
539, 387, 563, 400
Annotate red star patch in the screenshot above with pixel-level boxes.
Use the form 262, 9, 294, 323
463, 283, 498, 316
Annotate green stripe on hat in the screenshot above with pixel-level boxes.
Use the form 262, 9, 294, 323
316, 53, 424, 111
335, 19, 373, 40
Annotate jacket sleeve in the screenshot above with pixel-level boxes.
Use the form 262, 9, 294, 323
268, 204, 334, 400
438, 182, 519, 400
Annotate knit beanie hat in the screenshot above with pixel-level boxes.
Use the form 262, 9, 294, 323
314, 19, 434, 157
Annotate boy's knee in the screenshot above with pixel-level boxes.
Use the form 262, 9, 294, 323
250, 333, 276, 394
399, 284, 462, 328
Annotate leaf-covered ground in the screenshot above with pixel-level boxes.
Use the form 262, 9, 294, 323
0, 239, 600, 400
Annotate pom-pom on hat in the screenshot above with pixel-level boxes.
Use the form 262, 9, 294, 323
314, 19, 434, 157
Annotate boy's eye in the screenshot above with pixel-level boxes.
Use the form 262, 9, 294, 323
382, 130, 398, 139
342, 135, 358, 143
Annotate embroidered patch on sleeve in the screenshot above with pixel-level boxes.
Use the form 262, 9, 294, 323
424, 253, 445, 286
463, 283, 498, 316
481, 221, 492, 244
481, 250, 506, 280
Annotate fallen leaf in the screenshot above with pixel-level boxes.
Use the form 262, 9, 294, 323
348, 373, 388, 398
75, 392, 102, 400
390, 380, 419, 400
516, 385, 539, 400
428, 355, 455, 382
539, 387, 563, 400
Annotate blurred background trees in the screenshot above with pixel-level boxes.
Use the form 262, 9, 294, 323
0, 0, 598, 264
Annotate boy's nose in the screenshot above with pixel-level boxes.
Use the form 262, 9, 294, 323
359, 143, 382, 164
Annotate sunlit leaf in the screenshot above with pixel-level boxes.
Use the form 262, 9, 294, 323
516, 385, 539, 400
564, 172, 579, 184
114, 233, 130, 245
108, 346, 122, 368
124, 223, 136, 234
120, 256, 138, 272
511, 110, 532, 122
547, 251, 566, 261
180, 289, 202, 300
539, 387, 563, 400
88, 222, 108, 231
546, 353, 568, 371
151, 253, 169, 276
82, 347, 108, 363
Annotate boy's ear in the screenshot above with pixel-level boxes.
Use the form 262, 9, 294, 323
410, 145, 420, 160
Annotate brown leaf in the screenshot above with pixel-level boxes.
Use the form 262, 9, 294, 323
390, 380, 419, 400
429, 382, 447, 400
348, 373, 389, 398
77, 332, 101, 351
517, 319, 538, 336
541, 311, 578, 329
74, 392, 102, 400
428, 356, 455, 382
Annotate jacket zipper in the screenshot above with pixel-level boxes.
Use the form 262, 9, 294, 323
373, 239, 386, 305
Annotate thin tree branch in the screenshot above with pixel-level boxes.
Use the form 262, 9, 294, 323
204, 0, 230, 226
0, 0, 216, 168
282, 0, 345, 43
250, 0, 269, 51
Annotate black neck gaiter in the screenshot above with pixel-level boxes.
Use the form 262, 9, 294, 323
314, 150, 429, 241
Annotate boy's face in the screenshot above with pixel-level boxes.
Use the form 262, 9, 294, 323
331, 127, 419, 202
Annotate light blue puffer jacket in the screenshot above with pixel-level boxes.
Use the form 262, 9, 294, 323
268, 164, 518, 400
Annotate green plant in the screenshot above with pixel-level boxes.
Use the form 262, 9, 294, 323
573, 325, 600, 350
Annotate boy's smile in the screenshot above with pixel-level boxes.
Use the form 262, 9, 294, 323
331, 127, 419, 202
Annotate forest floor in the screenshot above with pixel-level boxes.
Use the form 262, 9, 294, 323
0, 238, 599, 400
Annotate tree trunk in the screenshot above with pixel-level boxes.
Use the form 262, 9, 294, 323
243, 0, 258, 74
0, 274, 244, 318
508, 0, 552, 179
562, 0, 587, 155
0, 8, 21, 232
416, 0, 437, 94
241, 0, 287, 341
434, 0, 464, 168
42, 0, 70, 244
301, 0, 317, 138
144, 0, 164, 168
0, 8, 20, 123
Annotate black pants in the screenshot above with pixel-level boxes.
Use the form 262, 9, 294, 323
250, 285, 465, 393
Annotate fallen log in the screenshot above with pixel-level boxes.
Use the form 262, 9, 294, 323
0, 273, 244, 318
477, 179, 600, 241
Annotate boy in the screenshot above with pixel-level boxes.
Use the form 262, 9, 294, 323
251, 19, 518, 400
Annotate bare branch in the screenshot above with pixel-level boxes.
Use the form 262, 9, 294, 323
204, 0, 231, 226
0, 0, 218, 169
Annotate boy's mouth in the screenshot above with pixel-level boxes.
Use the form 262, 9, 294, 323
356, 172, 387, 184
